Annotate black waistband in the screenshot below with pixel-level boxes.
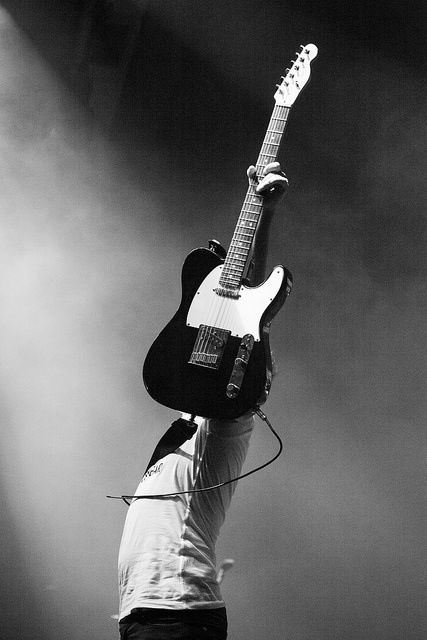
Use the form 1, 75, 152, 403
123, 607, 227, 628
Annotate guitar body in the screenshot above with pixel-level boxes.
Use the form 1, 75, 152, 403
143, 248, 292, 419
142, 44, 317, 420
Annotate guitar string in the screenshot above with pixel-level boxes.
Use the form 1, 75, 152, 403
215, 183, 258, 342
198, 270, 221, 364
194, 103, 289, 362
197, 263, 223, 362
205, 207, 256, 351
218, 195, 251, 332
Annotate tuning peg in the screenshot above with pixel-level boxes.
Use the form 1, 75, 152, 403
299, 44, 304, 49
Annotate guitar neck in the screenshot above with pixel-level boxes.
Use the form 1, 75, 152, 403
219, 104, 291, 289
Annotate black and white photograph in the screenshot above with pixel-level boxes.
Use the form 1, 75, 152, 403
0, 2, 425, 639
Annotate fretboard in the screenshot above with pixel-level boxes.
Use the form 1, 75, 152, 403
219, 104, 291, 290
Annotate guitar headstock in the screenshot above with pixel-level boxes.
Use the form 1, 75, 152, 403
274, 44, 318, 107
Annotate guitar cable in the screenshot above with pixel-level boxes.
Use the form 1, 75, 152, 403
106, 408, 283, 506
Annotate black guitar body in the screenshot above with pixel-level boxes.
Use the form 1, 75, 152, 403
143, 248, 291, 420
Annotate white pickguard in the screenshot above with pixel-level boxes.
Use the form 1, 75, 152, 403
186, 265, 285, 341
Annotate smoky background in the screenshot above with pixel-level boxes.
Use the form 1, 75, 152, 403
0, 2, 425, 639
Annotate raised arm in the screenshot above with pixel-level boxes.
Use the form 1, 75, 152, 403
246, 161, 288, 286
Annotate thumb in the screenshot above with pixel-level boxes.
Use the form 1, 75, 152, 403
246, 165, 258, 184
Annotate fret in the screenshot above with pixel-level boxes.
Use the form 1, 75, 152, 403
221, 269, 241, 276
228, 248, 248, 256
229, 245, 249, 251
228, 254, 250, 262
241, 212, 260, 218
228, 251, 247, 257
228, 245, 249, 252
232, 241, 254, 249
221, 275, 241, 281
234, 228, 253, 235
230, 242, 252, 249
233, 235, 253, 242
231, 239, 251, 245
228, 250, 247, 258
262, 141, 280, 147
230, 247, 250, 254
222, 264, 241, 271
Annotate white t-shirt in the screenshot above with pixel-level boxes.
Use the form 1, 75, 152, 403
118, 413, 254, 620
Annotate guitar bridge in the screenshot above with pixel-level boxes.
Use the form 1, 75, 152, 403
189, 325, 230, 370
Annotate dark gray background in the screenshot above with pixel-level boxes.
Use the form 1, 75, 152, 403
0, 2, 425, 638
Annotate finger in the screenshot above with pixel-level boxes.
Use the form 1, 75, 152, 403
263, 161, 281, 175
246, 165, 257, 182
256, 171, 288, 194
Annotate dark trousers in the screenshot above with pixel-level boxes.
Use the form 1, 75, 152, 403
119, 607, 227, 640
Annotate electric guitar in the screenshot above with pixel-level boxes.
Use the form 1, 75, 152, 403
143, 44, 318, 419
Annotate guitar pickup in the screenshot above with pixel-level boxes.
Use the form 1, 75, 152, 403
189, 325, 230, 370
226, 334, 254, 399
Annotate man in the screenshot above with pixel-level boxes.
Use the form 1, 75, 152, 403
118, 163, 288, 640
